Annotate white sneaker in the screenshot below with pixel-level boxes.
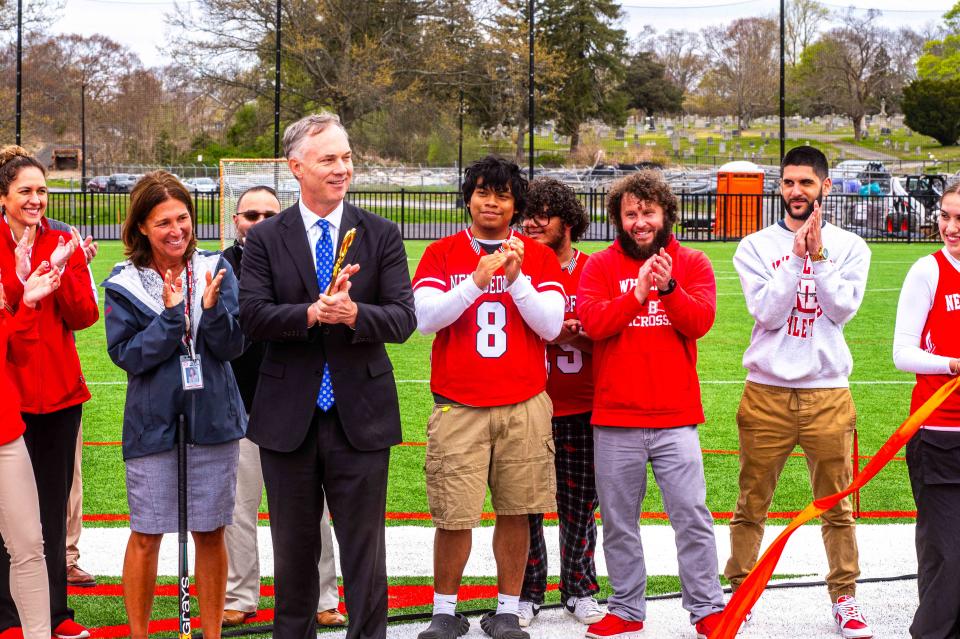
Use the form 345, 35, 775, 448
517, 600, 540, 627
832, 595, 873, 638
564, 596, 605, 625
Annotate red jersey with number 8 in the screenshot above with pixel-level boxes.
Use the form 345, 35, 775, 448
413, 229, 565, 407
546, 250, 594, 416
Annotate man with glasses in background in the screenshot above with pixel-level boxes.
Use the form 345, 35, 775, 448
222, 186, 345, 629
516, 177, 603, 629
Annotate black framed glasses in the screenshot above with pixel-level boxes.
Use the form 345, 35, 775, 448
525, 213, 552, 227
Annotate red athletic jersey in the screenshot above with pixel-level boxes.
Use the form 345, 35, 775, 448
911, 250, 960, 426
413, 229, 565, 407
546, 249, 594, 416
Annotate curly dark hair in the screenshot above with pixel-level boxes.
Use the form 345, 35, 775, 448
525, 177, 590, 242
606, 170, 678, 230
462, 155, 528, 223
122, 171, 197, 268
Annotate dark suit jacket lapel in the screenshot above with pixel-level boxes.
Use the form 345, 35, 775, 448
338, 202, 366, 267
279, 205, 321, 300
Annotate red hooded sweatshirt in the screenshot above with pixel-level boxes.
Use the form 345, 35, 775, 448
0, 217, 98, 414
577, 235, 716, 428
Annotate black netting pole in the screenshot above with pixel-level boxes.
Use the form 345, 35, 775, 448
15, 0, 22, 144
527, 0, 534, 180
779, 0, 786, 162
274, 0, 281, 159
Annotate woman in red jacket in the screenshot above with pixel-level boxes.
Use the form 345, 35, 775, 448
0, 262, 61, 639
0, 145, 98, 639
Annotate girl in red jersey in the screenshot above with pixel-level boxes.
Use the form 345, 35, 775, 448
0, 261, 62, 639
893, 183, 960, 639
0, 146, 98, 639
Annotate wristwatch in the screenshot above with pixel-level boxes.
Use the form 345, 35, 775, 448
812, 246, 829, 262
658, 278, 677, 296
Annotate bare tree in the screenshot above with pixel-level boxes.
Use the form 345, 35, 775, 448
653, 29, 704, 97
792, 9, 896, 139
785, 0, 828, 66
700, 17, 778, 129
0, 0, 64, 37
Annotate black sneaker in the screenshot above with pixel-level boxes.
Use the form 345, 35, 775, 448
480, 612, 530, 639
417, 613, 470, 639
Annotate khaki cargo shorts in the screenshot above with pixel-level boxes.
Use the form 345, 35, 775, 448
424, 391, 557, 530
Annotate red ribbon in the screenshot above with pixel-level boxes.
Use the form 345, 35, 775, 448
713, 376, 960, 638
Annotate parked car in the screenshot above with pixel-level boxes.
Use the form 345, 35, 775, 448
107, 173, 137, 192
185, 177, 219, 193
885, 174, 948, 239
86, 176, 109, 192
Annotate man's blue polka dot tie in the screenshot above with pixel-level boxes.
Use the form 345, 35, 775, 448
315, 218, 335, 411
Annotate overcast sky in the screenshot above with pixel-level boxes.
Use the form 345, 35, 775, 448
52, 0, 954, 69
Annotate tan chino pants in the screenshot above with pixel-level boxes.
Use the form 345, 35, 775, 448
724, 381, 860, 602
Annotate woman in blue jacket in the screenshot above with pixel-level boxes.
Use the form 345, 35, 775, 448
103, 171, 245, 639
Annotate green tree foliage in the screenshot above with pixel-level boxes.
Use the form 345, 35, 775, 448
537, 0, 629, 152
902, 78, 960, 146
917, 2, 960, 80
620, 51, 683, 117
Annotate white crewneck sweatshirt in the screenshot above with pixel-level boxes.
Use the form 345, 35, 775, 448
733, 221, 871, 388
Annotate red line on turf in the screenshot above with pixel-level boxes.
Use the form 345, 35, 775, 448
78, 584, 559, 636
84, 510, 917, 523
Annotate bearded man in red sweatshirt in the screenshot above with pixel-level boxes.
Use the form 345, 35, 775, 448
577, 171, 724, 639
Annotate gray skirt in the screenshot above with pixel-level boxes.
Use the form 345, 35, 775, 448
125, 439, 239, 534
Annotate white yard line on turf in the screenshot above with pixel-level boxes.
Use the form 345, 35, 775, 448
326, 580, 917, 639
78, 524, 917, 580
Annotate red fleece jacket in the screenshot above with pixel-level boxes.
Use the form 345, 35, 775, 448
577, 235, 716, 428
0, 217, 98, 414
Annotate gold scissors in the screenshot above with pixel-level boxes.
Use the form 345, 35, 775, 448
325, 227, 357, 295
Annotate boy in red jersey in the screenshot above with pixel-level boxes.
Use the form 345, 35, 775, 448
517, 178, 603, 628
577, 171, 724, 639
894, 183, 960, 638
413, 157, 565, 639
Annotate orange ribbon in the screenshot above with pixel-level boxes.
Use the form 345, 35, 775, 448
713, 376, 960, 638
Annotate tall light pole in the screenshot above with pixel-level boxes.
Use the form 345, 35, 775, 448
16, 0, 23, 145
527, 0, 535, 180
274, 0, 281, 159
81, 80, 87, 191
780, 0, 786, 163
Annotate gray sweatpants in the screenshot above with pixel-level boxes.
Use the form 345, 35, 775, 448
594, 425, 724, 624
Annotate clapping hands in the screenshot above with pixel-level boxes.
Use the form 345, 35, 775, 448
202, 269, 227, 310
49, 228, 82, 270
793, 202, 823, 258
162, 269, 184, 309
502, 236, 524, 283
14, 228, 33, 282
309, 264, 360, 328
634, 249, 672, 303
21, 262, 61, 308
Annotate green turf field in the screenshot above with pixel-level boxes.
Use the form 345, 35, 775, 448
77, 238, 936, 526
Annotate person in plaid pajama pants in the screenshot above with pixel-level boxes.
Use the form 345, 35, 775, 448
519, 178, 604, 627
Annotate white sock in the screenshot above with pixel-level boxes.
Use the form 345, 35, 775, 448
433, 592, 458, 617
497, 593, 520, 616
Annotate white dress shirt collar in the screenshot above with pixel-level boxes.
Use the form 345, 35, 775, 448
300, 199, 345, 272
299, 199, 344, 235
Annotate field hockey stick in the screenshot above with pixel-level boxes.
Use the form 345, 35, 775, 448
178, 413, 191, 639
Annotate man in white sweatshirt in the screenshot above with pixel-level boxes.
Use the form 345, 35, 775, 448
724, 146, 873, 639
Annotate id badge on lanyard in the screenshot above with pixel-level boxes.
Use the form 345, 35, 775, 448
180, 259, 204, 391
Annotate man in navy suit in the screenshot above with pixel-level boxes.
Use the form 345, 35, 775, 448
238, 113, 416, 639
